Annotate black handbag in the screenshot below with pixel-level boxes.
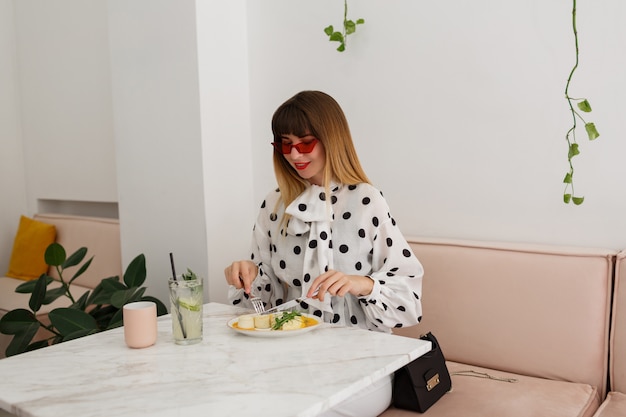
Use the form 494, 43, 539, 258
392, 332, 452, 413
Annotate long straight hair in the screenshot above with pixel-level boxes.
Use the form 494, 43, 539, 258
271, 91, 370, 224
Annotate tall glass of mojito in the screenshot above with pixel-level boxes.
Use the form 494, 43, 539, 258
168, 273, 203, 345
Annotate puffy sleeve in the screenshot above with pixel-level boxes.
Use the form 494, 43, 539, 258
356, 190, 423, 332
227, 190, 287, 310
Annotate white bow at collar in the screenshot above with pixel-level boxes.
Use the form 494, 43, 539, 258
283, 183, 342, 315
285, 183, 339, 236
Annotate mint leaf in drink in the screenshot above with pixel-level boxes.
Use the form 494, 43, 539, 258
181, 268, 198, 281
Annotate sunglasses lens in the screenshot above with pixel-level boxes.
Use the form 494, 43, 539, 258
280, 143, 292, 154
296, 141, 317, 153
272, 139, 318, 154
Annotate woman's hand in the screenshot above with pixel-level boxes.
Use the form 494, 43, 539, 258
224, 260, 258, 294
307, 270, 374, 301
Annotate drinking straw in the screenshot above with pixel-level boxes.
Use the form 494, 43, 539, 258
169, 252, 177, 281
169, 253, 187, 338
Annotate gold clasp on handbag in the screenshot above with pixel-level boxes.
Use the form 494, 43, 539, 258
426, 373, 440, 391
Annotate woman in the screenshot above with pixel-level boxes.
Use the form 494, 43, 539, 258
224, 90, 423, 416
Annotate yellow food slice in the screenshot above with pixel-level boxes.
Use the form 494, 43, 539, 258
281, 316, 305, 330
238, 314, 255, 329
254, 314, 271, 329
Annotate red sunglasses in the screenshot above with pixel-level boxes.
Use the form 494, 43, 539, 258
271, 138, 319, 155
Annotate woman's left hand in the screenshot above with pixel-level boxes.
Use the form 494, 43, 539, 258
307, 270, 374, 301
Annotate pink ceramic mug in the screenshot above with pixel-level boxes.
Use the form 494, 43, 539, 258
123, 301, 157, 348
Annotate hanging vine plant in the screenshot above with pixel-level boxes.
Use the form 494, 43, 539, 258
563, 0, 600, 205
324, 0, 364, 52
321, 0, 599, 204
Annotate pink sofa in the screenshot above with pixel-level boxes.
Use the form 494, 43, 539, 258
592, 250, 626, 416
0, 213, 122, 359
382, 237, 617, 417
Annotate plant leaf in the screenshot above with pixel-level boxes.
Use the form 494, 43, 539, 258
572, 196, 585, 205
15, 275, 53, 294
100, 276, 125, 291
70, 291, 91, 311
88, 277, 124, 305
124, 254, 146, 288
345, 20, 356, 35
91, 305, 120, 330
564, 194, 572, 203
62, 247, 87, 269
323, 25, 334, 36
29, 276, 48, 312
69, 256, 93, 284
0, 309, 39, 335
577, 99, 592, 112
329, 32, 344, 42
48, 308, 98, 337
86, 283, 105, 306
107, 309, 124, 330
568, 143, 580, 159
5, 324, 40, 357
563, 172, 572, 184
356, 18, 365, 24
111, 287, 146, 309
585, 122, 599, 140
337, 43, 346, 52
43, 287, 70, 305
45, 243, 66, 267
25, 340, 50, 353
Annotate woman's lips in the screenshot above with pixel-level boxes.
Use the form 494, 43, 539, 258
294, 162, 310, 171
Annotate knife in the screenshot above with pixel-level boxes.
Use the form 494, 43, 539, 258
262, 298, 308, 315
262, 289, 320, 315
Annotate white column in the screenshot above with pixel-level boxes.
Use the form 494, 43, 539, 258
107, 0, 208, 306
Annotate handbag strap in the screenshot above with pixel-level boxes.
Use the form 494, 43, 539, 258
452, 370, 518, 383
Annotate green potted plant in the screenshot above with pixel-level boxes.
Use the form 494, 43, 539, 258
0, 243, 167, 357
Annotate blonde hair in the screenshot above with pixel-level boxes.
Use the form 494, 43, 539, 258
271, 91, 370, 224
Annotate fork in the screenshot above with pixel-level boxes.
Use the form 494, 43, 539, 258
249, 288, 265, 314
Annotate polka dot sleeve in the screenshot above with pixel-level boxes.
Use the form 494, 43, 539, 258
360, 206, 424, 331
228, 189, 287, 310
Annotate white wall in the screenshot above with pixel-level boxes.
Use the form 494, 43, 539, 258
246, 0, 626, 249
14, 0, 117, 208
107, 0, 209, 306
0, 0, 27, 275
195, 0, 256, 304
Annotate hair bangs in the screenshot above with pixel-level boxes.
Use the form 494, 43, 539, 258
272, 103, 313, 141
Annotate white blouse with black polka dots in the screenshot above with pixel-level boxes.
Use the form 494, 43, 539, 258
228, 182, 423, 333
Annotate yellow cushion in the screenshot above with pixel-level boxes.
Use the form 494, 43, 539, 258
6, 216, 56, 281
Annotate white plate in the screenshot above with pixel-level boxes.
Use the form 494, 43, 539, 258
227, 313, 322, 338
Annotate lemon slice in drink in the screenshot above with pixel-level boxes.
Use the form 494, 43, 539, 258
173, 297, 202, 341
178, 298, 201, 311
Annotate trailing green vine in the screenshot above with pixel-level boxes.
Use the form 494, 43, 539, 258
324, 0, 364, 52
563, 0, 600, 205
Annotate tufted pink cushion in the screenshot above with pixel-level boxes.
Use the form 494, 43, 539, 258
592, 392, 626, 417
394, 237, 615, 397
609, 251, 626, 394
597, 251, 626, 416
382, 361, 600, 417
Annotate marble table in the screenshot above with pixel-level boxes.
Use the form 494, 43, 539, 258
0, 302, 431, 417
